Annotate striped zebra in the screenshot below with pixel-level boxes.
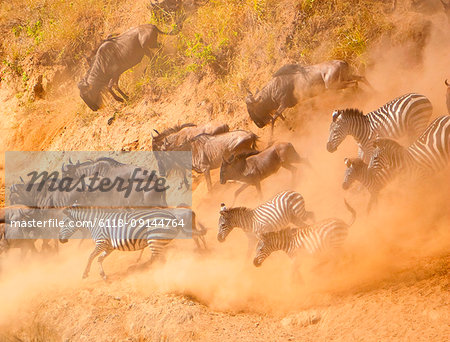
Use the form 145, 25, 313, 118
217, 191, 314, 253
369, 115, 450, 184
343, 158, 383, 212
60, 207, 179, 279
327, 93, 433, 163
253, 200, 356, 268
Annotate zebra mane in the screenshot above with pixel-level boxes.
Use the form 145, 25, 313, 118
154, 123, 197, 140
223, 206, 251, 215
339, 108, 364, 118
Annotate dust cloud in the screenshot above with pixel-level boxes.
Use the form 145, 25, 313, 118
0, 5, 449, 333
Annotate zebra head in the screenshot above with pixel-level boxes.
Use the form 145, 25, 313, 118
343, 158, 365, 190
217, 204, 246, 242
59, 205, 81, 243
253, 229, 295, 267
327, 109, 364, 153
368, 138, 404, 172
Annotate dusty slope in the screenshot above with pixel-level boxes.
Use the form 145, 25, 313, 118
0, 0, 450, 341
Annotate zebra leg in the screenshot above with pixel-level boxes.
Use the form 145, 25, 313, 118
255, 182, 263, 200
246, 233, 258, 259
367, 193, 378, 213
97, 249, 113, 280
83, 241, 108, 279
291, 257, 304, 284
135, 249, 145, 263
144, 239, 172, 266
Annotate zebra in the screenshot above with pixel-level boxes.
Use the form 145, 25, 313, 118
369, 115, 450, 185
59, 206, 179, 279
253, 200, 356, 270
342, 157, 383, 212
217, 191, 314, 255
327, 93, 433, 163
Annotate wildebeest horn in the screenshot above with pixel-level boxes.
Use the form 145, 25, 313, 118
245, 87, 253, 96
76, 160, 80, 165
61, 162, 66, 173
445, 79, 450, 87
20, 176, 25, 183
153, 129, 160, 135
69, 158, 73, 165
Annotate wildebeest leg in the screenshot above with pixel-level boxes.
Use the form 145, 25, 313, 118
107, 79, 125, 103
114, 82, 129, 101
204, 169, 212, 192
282, 164, 297, 186
97, 249, 113, 280
111, 75, 129, 101
83, 241, 107, 279
255, 182, 263, 200
232, 183, 250, 206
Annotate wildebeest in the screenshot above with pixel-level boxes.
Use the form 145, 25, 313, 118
78, 24, 181, 111
342, 158, 382, 212
446, 79, 450, 113
61, 157, 168, 207
245, 60, 371, 134
152, 123, 230, 189
152, 122, 230, 151
220, 142, 308, 203
177, 130, 259, 191
0, 205, 41, 257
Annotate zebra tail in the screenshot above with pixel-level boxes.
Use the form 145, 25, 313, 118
344, 199, 356, 226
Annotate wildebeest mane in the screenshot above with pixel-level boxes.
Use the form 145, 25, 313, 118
154, 123, 197, 141
272, 64, 306, 77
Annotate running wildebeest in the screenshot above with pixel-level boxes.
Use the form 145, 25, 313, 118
446, 79, 450, 113
152, 123, 230, 190
78, 23, 181, 111
220, 142, 308, 203
177, 130, 259, 191
245, 60, 371, 134
0, 205, 41, 257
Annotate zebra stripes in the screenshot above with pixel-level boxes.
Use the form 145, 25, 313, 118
369, 115, 450, 183
343, 158, 383, 211
327, 93, 433, 162
60, 207, 178, 279
253, 201, 356, 267
217, 190, 314, 242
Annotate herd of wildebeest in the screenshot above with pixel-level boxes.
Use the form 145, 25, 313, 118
0, 21, 449, 281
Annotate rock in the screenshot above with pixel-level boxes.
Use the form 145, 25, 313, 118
281, 311, 321, 328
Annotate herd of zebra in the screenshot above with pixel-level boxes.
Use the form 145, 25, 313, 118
1, 69, 450, 281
